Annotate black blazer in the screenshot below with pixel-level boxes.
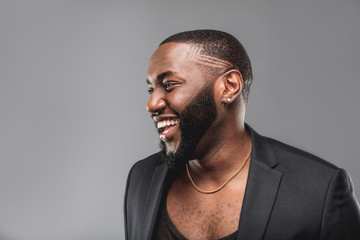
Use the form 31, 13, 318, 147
124, 125, 360, 240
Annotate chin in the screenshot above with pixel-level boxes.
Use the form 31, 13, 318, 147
165, 142, 179, 155
159, 141, 187, 172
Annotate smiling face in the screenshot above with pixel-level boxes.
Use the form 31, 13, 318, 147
146, 42, 230, 170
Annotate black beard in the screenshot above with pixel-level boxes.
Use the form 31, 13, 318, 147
159, 83, 217, 173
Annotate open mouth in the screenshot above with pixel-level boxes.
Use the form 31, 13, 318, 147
157, 118, 180, 133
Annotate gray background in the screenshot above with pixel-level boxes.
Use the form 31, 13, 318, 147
0, 0, 359, 239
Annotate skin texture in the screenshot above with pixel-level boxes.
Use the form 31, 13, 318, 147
146, 42, 252, 239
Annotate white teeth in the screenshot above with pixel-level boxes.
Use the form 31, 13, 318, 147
157, 118, 179, 129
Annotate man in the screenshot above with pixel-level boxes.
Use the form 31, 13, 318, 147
124, 30, 360, 240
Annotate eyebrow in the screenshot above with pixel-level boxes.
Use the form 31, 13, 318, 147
146, 71, 177, 85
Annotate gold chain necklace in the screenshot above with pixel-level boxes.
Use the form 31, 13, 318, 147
186, 150, 251, 194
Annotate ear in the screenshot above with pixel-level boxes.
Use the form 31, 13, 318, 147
221, 70, 243, 104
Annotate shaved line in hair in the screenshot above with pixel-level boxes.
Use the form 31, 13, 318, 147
186, 44, 234, 72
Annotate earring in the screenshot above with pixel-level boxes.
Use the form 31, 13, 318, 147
227, 98, 231, 102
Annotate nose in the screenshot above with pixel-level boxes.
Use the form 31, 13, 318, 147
146, 91, 166, 114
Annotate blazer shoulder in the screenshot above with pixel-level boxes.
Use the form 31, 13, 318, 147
130, 152, 164, 173
126, 152, 166, 189
267, 137, 339, 174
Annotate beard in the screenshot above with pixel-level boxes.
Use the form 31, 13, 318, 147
159, 83, 217, 173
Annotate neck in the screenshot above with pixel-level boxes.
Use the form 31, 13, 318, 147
187, 121, 252, 185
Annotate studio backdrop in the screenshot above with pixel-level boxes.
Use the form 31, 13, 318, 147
0, 0, 359, 239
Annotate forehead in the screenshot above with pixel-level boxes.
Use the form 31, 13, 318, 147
151, 42, 192, 63
147, 42, 233, 83
147, 42, 198, 80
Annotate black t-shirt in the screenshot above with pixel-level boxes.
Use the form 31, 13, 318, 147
153, 197, 238, 240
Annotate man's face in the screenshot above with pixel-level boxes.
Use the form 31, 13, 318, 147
146, 43, 217, 171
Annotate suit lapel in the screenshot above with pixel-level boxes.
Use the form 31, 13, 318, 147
142, 162, 168, 240
237, 125, 283, 239
237, 158, 282, 239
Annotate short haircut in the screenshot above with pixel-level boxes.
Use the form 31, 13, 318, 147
160, 29, 253, 102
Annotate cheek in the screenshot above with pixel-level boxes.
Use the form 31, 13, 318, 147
168, 88, 198, 112
168, 93, 191, 113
